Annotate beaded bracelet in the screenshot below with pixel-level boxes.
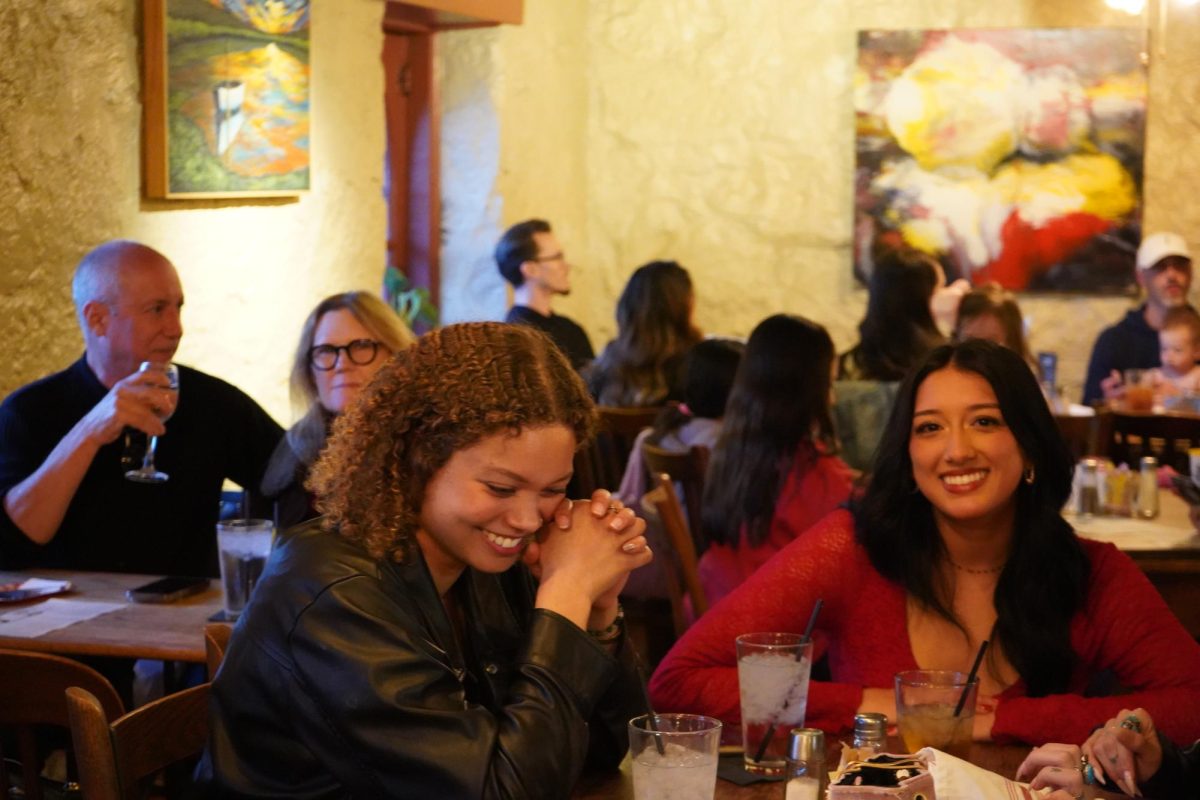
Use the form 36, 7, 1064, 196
588, 604, 625, 643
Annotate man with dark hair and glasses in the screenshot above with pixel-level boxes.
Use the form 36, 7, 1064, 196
0, 240, 282, 582
495, 219, 595, 370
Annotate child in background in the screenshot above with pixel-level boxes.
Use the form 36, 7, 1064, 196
1150, 306, 1200, 404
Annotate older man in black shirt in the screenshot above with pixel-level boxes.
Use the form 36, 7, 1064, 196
0, 240, 281, 577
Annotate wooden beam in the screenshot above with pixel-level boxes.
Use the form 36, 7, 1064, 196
385, 0, 521, 26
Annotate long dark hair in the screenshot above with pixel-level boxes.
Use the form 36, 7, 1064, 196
702, 315, 837, 550
854, 339, 1089, 695
841, 249, 944, 381
587, 260, 702, 407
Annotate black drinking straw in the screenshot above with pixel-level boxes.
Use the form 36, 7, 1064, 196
632, 648, 667, 755
751, 599, 824, 764
954, 639, 989, 718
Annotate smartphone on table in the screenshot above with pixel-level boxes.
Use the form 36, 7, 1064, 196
125, 576, 210, 604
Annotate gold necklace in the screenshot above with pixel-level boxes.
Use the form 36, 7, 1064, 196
947, 558, 1004, 575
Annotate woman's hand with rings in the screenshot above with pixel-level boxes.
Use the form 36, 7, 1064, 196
1016, 743, 1090, 799
549, 489, 641, 542
1081, 708, 1160, 797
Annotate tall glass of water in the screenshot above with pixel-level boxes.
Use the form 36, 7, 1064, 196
216, 519, 274, 619
125, 361, 179, 483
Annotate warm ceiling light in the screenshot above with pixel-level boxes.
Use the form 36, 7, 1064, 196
1105, 0, 1145, 12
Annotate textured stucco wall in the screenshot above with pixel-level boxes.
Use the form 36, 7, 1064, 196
0, 0, 387, 424
440, 0, 1200, 401
438, 0, 590, 327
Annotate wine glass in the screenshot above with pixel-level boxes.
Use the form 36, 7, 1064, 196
125, 362, 180, 484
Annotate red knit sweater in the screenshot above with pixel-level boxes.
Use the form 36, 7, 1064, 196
650, 508, 1200, 746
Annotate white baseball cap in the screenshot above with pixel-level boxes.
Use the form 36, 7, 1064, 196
1136, 232, 1191, 270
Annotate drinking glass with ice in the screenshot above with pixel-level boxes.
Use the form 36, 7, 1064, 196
628, 713, 721, 800
735, 632, 813, 774
216, 518, 274, 619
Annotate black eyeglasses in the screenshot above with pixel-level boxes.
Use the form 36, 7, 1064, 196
309, 339, 382, 371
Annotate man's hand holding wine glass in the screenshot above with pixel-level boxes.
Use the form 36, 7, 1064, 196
77, 361, 178, 447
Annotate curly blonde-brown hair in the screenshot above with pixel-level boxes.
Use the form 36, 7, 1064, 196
307, 322, 597, 562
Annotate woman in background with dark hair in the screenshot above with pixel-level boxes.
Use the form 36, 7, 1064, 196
697, 314, 855, 606
587, 260, 703, 407
651, 339, 1200, 745
839, 248, 945, 381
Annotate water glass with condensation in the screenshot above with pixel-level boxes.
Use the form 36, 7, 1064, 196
216, 519, 273, 619
629, 713, 721, 800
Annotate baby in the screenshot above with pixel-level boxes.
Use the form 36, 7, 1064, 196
1150, 306, 1200, 400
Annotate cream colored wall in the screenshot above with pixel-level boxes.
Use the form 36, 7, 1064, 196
441, 0, 1200, 402
0, 0, 387, 424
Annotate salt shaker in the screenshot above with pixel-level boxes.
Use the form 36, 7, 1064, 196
784, 728, 825, 800
1077, 458, 1100, 518
1137, 456, 1159, 519
851, 712, 887, 757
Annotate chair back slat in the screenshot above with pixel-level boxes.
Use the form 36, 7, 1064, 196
0, 649, 125, 800
1110, 412, 1200, 473
68, 682, 210, 800
205, 622, 233, 680
640, 442, 709, 549
646, 473, 709, 636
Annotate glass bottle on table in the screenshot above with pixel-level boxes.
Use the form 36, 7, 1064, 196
125, 361, 180, 483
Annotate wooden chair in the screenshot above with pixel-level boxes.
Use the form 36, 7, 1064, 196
0, 650, 125, 800
67, 682, 210, 800
644, 472, 709, 636
640, 442, 710, 548
573, 405, 662, 496
1110, 412, 1200, 473
204, 622, 233, 680
1053, 410, 1114, 463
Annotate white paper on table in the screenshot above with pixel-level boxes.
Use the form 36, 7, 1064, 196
919, 747, 1052, 800
1066, 511, 1200, 550
0, 598, 124, 638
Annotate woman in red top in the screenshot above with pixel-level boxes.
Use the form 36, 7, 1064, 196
651, 339, 1200, 746
698, 314, 855, 606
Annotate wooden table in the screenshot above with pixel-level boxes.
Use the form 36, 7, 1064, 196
573, 740, 1124, 798
0, 569, 222, 663
1069, 490, 1200, 637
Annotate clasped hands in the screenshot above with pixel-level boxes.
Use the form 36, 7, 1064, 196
523, 490, 652, 632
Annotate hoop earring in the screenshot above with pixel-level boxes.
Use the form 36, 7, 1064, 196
1023, 466, 1035, 484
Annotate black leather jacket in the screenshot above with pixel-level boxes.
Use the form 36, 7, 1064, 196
1143, 733, 1199, 799
196, 520, 644, 799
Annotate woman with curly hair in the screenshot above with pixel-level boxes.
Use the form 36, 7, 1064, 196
697, 314, 855, 605
200, 323, 654, 799
652, 340, 1200, 746
587, 260, 703, 407
256, 291, 416, 528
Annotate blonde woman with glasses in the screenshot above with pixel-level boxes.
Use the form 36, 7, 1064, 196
256, 292, 416, 528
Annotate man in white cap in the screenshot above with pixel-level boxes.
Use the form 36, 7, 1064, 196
1082, 232, 1193, 403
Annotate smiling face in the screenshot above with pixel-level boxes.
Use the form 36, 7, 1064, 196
311, 308, 390, 414
908, 366, 1027, 536
415, 424, 576, 595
